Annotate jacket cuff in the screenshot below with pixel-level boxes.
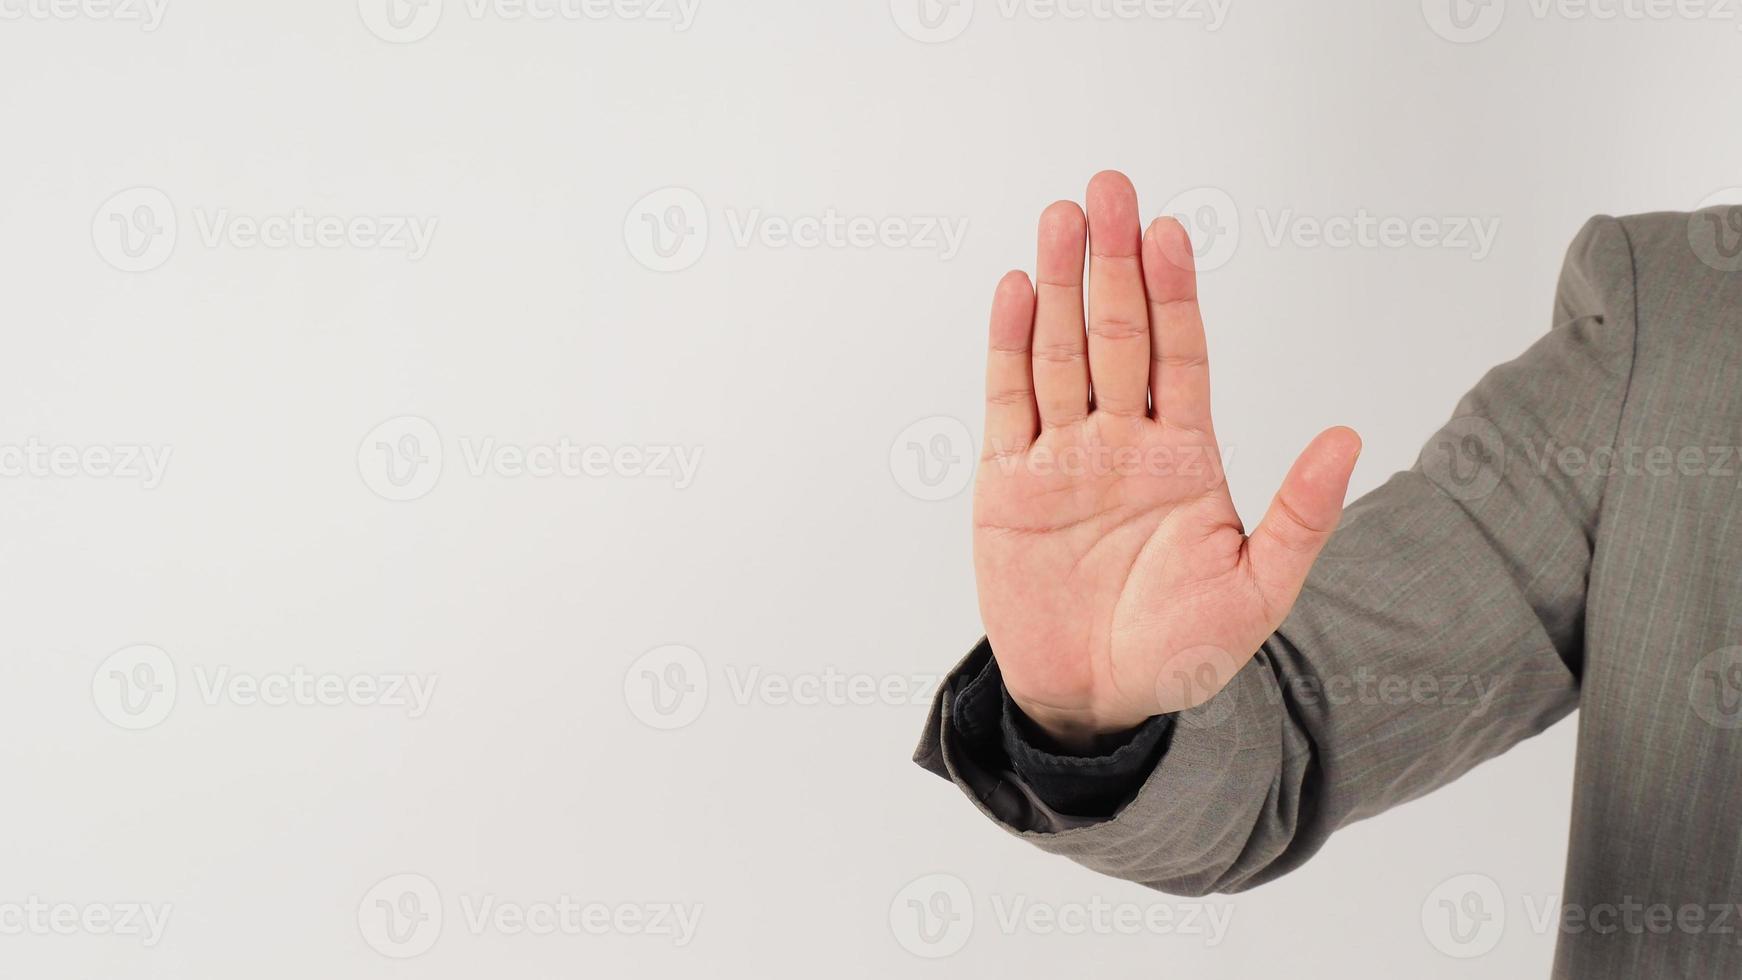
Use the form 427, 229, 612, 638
1000, 685, 1173, 817
913, 638, 1171, 821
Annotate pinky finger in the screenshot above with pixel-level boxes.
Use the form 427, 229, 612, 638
983, 270, 1038, 458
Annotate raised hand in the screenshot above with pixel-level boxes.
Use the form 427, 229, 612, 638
973, 171, 1362, 750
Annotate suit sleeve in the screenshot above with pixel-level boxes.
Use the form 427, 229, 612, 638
912, 214, 1639, 894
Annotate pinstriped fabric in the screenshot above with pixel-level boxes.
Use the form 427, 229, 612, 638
1562, 212, 1742, 978
914, 210, 1742, 978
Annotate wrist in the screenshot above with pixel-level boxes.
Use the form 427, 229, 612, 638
1007, 694, 1145, 754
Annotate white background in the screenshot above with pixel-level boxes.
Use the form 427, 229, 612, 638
3, 0, 1741, 976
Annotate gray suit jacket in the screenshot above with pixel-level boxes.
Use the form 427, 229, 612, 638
916, 209, 1742, 978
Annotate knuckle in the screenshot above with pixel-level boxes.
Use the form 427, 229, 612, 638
1153, 351, 1209, 369
1089, 315, 1147, 341
1032, 342, 1087, 364
985, 387, 1034, 407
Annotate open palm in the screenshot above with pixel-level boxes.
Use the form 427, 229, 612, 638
973, 171, 1361, 747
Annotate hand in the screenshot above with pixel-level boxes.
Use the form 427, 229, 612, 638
973, 171, 1362, 750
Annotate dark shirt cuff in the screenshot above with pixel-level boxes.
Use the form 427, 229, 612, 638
948, 651, 1173, 818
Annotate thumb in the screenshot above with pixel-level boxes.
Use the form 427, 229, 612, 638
1246, 426, 1362, 618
